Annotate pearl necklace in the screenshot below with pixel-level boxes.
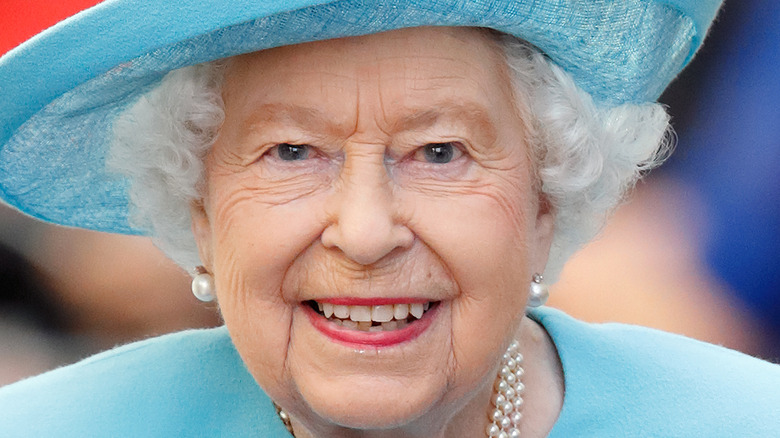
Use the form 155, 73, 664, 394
488, 340, 525, 438
275, 340, 525, 437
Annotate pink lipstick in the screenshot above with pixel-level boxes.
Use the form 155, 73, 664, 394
303, 300, 439, 348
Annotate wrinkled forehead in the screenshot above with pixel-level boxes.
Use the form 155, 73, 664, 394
221, 27, 509, 94
218, 27, 520, 135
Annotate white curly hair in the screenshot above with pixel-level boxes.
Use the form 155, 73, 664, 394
109, 31, 672, 281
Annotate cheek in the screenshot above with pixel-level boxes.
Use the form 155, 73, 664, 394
207, 168, 331, 297
423, 190, 532, 314
206, 179, 330, 393
408, 175, 535, 296
406, 180, 534, 379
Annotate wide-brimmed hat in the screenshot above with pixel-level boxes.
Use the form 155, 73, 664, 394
0, 0, 722, 235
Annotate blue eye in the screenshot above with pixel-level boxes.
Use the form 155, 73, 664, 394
276, 143, 310, 161
420, 143, 459, 164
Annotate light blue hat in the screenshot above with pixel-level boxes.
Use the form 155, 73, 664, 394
0, 0, 722, 235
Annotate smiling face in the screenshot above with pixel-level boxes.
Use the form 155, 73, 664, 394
191, 27, 554, 435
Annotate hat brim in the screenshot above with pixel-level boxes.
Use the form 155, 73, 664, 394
0, 0, 720, 234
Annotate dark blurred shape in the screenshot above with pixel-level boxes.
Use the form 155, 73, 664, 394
0, 242, 71, 332
0, 242, 87, 386
661, 0, 780, 359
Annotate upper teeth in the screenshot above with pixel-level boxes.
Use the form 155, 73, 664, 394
317, 302, 430, 322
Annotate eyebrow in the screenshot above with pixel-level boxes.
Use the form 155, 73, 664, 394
391, 101, 496, 134
391, 101, 499, 148
239, 103, 340, 139
239, 100, 499, 143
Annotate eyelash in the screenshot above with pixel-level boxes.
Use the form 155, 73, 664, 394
262, 143, 317, 162
412, 142, 465, 164
263, 141, 467, 165
281, 143, 311, 160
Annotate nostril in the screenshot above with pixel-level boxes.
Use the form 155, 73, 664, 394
391, 224, 415, 248
321, 220, 413, 266
321, 169, 413, 265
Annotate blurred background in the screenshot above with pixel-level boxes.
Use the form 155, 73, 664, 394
1, 0, 778, 386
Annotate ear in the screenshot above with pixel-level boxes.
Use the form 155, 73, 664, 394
190, 198, 215, 271
531, 195, 555, 275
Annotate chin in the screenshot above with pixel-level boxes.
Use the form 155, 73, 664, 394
299, 376, 444, 430
278, 299, 463, 428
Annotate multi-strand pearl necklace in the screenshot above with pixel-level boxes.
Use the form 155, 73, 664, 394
276, 340, 525, 437
487, 339, 525, 437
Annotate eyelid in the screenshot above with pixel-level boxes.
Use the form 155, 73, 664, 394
261, 143, 316, 161
411, 141, 466, 163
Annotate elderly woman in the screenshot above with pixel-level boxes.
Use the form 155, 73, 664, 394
0, 1, 778, 437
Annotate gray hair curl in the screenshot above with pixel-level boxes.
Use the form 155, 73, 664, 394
109, 35, 671, 281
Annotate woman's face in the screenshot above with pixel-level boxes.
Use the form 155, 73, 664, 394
192, 27, 554, 432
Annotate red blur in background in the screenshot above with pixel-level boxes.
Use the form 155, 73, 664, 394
0, 0, 103, 55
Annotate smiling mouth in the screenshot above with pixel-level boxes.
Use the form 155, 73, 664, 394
306, 300, 439, 332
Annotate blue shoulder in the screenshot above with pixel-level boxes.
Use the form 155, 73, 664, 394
532, 307, 780, 437
0, 327, 291, 437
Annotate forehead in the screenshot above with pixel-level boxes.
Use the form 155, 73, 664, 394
220, 27, 517, 132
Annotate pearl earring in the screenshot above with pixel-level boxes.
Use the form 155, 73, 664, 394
527, 273, 549, 308
191, 266, 216, 302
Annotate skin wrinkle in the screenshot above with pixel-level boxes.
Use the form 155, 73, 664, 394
290, 244, 452, 301
215, 244, 294, 381
245, 178, 327, 206
239, 104, 349, 152
483, 32, 542, 196
374, 56, 391, 141
209, 149, 335, 208
388, 105, 500, 163
190, 27, 559, 438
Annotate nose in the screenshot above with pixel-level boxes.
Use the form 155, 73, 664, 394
321, 149, 413, 265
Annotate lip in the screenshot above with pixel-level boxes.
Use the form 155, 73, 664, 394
303, 300, 439, 348
313, 297, 431, 306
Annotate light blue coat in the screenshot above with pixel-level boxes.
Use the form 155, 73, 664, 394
1, 307, 777, 437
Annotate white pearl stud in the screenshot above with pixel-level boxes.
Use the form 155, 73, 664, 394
526, 273, 549, 308
191, 267, 216, 302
